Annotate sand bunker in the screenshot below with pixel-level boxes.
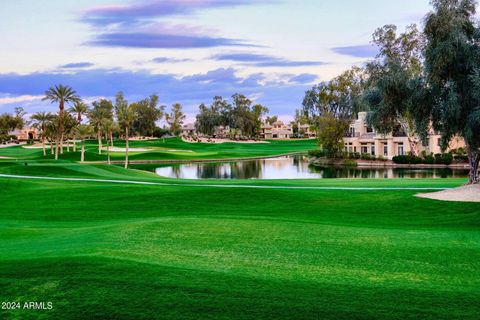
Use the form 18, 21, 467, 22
417, 184, 480, 203
182, 137, 269, 144
103, 147, 151, 152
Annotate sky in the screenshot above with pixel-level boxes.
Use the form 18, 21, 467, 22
0, 0, 432, 122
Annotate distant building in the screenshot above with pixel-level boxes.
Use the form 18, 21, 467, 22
298, 124, 316, 138
344, 112, 465, 159
260, 121, 293, 139
181, 123, 196, 136
10, 127, 38, 140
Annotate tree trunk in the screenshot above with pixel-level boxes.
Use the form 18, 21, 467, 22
107, 135, 111, 165
81, 140, 85, 162
111, 132, 114, 147
66, 139, 70, 152
55, 135, 59, 160
42, 129, 46, 157
467, 146, 479, 184
60, 131, 64, 154
50, 139, 54, 155
124, 126, 129, 169
98, 131, 102, 155
73, 137, 76, 152
59, 101, 64, 157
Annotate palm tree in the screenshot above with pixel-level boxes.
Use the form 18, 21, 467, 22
68, 101, 89, 124
42, 85, 80, 160
117, 105, 136, 169
76, 125, 93, 162
30, 112, 53, 156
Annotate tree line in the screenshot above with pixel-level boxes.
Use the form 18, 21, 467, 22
1, 87, 186, 168
302, 0, 480, 184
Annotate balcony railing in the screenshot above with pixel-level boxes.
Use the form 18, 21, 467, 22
344, 132, 360, 138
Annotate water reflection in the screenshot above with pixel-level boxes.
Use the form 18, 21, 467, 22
153, 156, 468, 180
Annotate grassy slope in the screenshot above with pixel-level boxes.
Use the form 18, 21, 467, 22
0, 138, 316, 162
0, 163, 479, 319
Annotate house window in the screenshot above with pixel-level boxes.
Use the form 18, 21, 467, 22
366, 126, 373, 133
383, 144, 388, 156
371, 145, 375, 156
361, 143, 368, 154
422, 138, 429, 147
398, 143, 405, 156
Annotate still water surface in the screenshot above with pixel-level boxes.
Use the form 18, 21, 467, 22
147, 156, 468, 180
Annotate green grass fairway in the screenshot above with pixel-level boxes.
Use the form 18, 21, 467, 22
0, 137, 316, 162
0, 162, 479, 319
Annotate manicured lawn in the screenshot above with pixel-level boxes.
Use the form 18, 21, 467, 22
0, 137, 317, 162
0, 162, 479, 319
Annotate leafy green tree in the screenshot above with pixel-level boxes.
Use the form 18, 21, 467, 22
195, 103, 220, 136
303, 67, 366, 122
316, 113, 350, 158
265, 116, 278, 125
131, 94, 165, 137
166, 103, 186, 136
0, 113, 23, 135
252, 104, 269, 137
30, 112, 54, 156
416, 0, 480, 183
303, 67, 366, 156
42, 85, 80, 160
364, 24, 425, 156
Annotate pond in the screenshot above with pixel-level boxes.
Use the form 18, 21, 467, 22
130, 155, 469, 180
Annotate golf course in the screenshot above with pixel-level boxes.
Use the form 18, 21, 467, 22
0, 139, 479, 319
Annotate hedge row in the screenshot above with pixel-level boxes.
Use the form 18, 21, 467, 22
392, 153, 453, 165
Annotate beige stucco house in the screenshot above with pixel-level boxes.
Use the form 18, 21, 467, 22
260, 121, 293, 139
344, 112, 465, 159
10, 127, 38, 140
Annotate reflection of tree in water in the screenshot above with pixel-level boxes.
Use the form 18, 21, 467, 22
195, 161, 262, 179
230, 161, 262, 179
171, 165, 183, 179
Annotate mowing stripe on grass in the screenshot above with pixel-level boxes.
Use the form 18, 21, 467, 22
0, 174, 452, 191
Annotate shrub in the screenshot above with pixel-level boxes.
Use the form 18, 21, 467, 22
376, 155, 388, 162
346, 152, 360, 159
360, 153, 372, 160
392, 153, 453, 165
434, 153, 453, 165
308, 149, 326, 158
343, 159, 358, 167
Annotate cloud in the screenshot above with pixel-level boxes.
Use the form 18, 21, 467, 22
152, 57, 192, 63
331, 44, 379, 58
0, 68, 309, 115
212, 53, 327, 67
88, 32, 254, 49
0, 94, 43, 105
82, 1, 268, 49
289, 74, 318, 84
58, 62, 94, 69
83, 0, 265, 27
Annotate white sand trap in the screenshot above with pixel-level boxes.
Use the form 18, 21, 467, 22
0, 156, 12, 159
182, 137, 269, 144
417, 184, 480, 202
167, 149, 194, 153
103, 147, 151, 152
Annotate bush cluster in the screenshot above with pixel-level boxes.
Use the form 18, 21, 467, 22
392, 153, 453, 165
